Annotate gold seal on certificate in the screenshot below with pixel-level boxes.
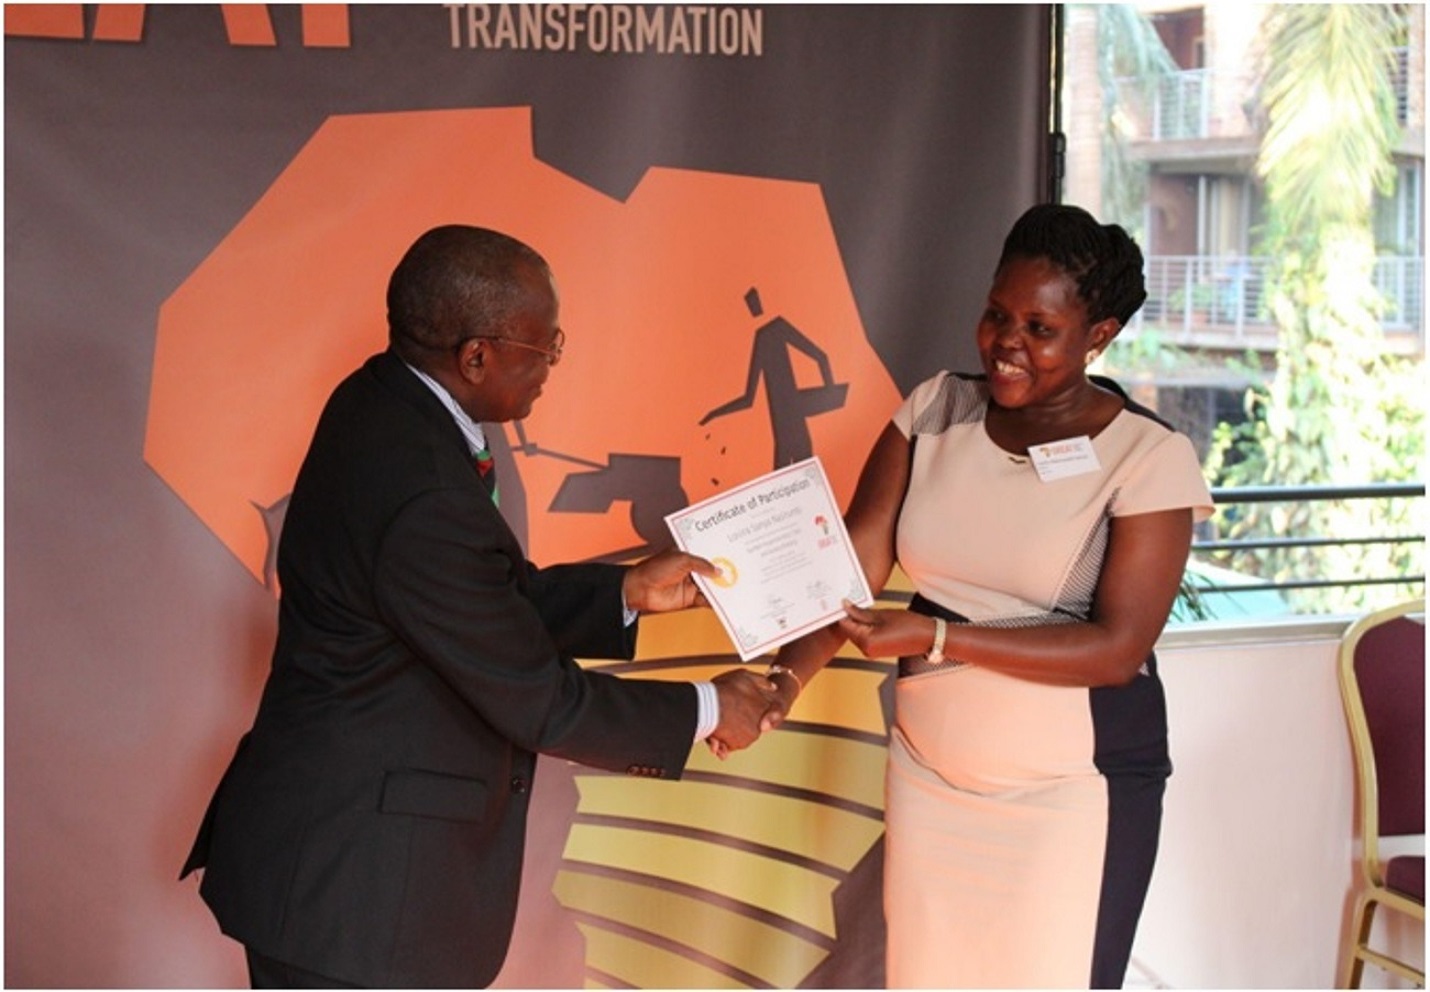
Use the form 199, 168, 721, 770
665, 456, 874, 661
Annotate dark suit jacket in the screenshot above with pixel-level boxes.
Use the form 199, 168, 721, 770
182, 350, 697, 988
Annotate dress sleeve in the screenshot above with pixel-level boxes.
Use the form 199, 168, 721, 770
1110, 429, 1215, 522
892, 371, 951, 438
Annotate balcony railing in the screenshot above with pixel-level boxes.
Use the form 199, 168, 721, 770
1179, 482, 1426, 622
1391, 46, 1411, 124
1114, 67, 1258, 142
1117, 49, 1410, 141
1151, 68, 1210, 141
1131, 254, 1424, 349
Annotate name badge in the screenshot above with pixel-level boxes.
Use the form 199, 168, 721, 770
1028, 435, 1101, 482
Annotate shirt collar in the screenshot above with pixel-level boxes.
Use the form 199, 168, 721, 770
403, 360, 487, 454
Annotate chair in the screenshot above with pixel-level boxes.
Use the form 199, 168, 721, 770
1337, 598, 1426, 988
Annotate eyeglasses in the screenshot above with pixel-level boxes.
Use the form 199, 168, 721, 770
473, 329, 565, 366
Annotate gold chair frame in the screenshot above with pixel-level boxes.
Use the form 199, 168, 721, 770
1337, 598, 1426, 989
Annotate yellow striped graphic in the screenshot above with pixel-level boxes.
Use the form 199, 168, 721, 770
556, 577, 912, 987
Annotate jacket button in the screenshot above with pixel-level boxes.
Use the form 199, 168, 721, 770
510, 776, 528, 794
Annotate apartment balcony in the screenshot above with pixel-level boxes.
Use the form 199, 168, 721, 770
1118, 50, 1414, 147
1115, 67, 1260, 164
1131, 254, 1425, 354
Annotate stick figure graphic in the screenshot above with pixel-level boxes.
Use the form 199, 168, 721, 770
699, 288, 848, 469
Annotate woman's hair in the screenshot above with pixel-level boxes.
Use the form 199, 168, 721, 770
996, 203, 1147, 325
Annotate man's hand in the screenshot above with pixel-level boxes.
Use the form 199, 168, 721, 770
706, 669, 781, 758
623, 549, 718, 614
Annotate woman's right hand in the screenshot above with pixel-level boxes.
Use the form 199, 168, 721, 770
839, 601, 939, 659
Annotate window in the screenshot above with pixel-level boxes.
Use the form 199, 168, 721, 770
1061, 3, 1425, 616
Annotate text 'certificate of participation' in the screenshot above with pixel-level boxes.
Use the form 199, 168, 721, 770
665, 457, 873, 661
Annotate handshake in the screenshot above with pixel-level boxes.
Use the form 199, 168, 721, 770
623, 547, 802, 759
707, 668, 795, 760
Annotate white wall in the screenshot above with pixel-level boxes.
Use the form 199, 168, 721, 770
1131, 619, 1425, 989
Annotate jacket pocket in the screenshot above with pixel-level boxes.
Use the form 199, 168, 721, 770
379, 768, 489, 822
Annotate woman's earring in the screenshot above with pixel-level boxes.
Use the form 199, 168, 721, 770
1085, 349, 1100, 366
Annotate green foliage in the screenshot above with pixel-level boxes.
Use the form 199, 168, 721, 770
1102, 325, 1193, 377
1167, 282, 1217, 315
1174, 573, 1213, 622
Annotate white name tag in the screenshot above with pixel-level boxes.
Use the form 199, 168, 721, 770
1028, 435, 1101, 482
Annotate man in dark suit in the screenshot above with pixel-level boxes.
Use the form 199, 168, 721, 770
181, 225, 778, 988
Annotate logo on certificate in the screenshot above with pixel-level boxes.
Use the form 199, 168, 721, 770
711, 557, 739, 588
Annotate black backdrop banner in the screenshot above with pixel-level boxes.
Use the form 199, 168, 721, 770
5, 5, 1051, 987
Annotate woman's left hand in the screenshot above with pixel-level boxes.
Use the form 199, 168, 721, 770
837, 601, 939, 659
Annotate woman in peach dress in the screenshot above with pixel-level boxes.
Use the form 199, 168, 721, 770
763, 204, 1212, 988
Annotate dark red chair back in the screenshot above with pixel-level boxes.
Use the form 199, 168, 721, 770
1354, 615, 1426, 837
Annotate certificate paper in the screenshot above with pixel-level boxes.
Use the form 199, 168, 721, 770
665, 457, 873, 661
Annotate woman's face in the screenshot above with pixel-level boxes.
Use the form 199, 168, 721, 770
976, 255, 1110, 412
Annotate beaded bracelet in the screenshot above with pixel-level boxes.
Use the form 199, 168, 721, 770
767, 663, 803, 693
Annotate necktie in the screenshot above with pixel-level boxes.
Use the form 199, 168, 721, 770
474, 446, 499, 506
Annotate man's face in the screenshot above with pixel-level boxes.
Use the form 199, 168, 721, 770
467, 266, 563, 423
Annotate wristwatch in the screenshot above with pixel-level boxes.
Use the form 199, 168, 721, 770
926, 616, 947, 664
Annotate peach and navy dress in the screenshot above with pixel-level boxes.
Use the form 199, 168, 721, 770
883, 372, 1213, 988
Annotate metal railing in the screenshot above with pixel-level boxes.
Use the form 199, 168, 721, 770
1183, 482, 1425, 618
1114, 66, 1258, 142
1116, 48, 1411, 141
1130, 255, 1424, 345
1150, 67, 1211, 141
